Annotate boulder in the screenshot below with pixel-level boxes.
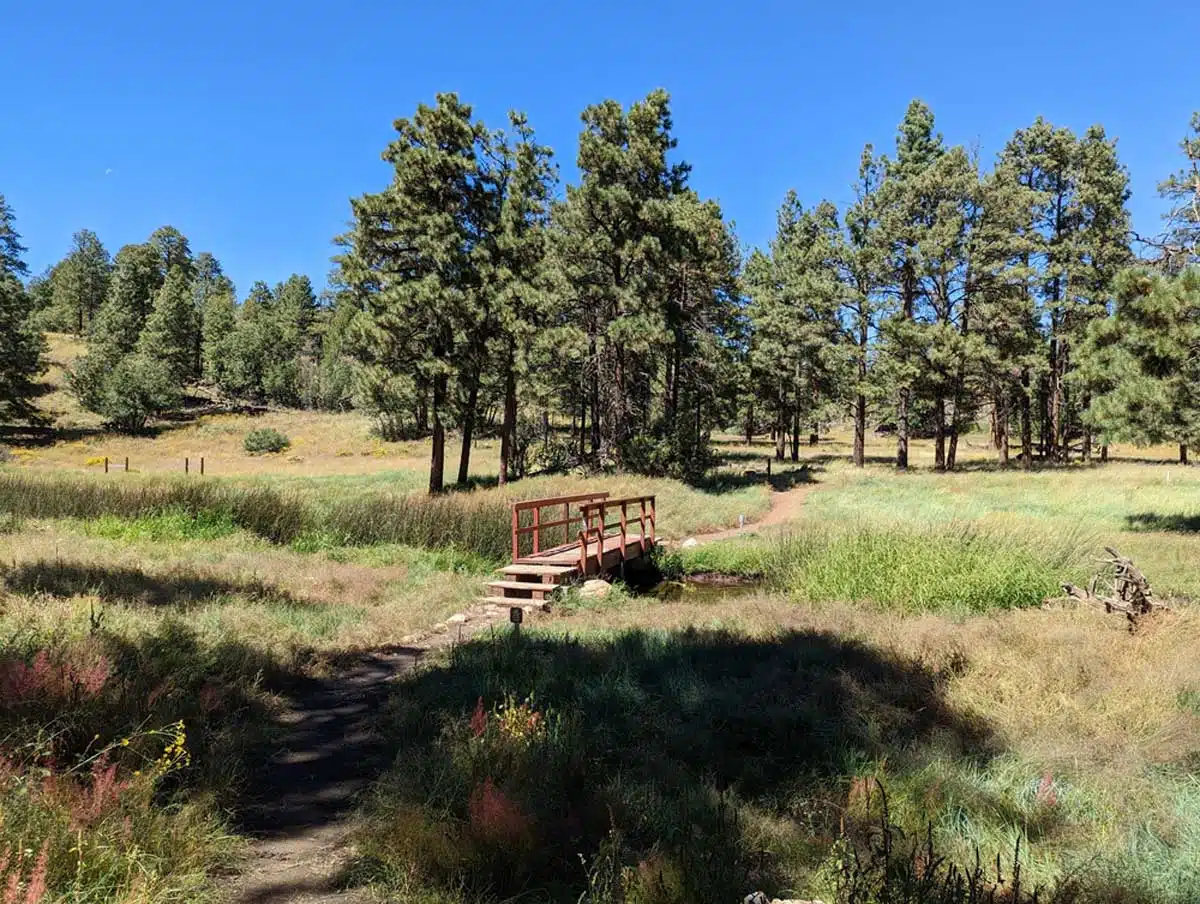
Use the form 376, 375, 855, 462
447, 613, 469, 625
681, 537, 699, 548
579, 579, 612, 599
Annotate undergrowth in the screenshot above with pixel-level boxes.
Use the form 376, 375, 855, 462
661, 525, 1086, 612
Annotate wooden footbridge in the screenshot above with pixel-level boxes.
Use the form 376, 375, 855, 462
480, 492, 657, 607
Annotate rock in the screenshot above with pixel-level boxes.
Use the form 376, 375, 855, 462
681, 537, 699, 548
431, 623, 448, 634
579, 579, 612, 599
447, 613, 469, 625
744, 894, 770, 904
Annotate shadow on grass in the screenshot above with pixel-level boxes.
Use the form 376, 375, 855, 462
1126, 512, 1200, 533
697, 462, 824, 494
357, 627, 997, 903
0, 559, 312, 608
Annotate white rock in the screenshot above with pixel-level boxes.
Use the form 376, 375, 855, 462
447, 613, 469, 625
681, 537, 699, 548
579, 579, 612, 599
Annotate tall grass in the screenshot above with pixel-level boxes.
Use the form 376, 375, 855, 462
666, 524, 1087, 613
0, 472, 511, 559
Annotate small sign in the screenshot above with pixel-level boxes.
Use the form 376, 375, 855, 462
509, 606, 524, 625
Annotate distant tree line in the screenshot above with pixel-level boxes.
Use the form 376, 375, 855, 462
0, 98, 1197, 486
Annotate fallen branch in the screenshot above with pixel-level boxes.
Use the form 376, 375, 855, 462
1061, 547, 1170, 631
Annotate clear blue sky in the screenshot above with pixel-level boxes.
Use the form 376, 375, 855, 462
3, 0, 1195, 296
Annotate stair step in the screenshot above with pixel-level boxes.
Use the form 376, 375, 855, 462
486, 580, 558, 595
479, 596, 550, 609
500, 564, 577, 577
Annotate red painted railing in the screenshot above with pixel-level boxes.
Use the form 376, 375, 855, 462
511, 492, 610, 561
577, 495, 656, 574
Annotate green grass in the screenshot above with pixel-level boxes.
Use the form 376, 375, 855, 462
665, 523, 1087, 613
80, 505, 240, 542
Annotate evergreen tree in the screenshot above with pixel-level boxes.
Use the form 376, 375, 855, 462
52, 229, 111, 335
551, 89, 691, 467
191, 252, 233, 377
1081, 268, 1200, 462
337, 93, 491, 492
88, 242, 162, 364
490, 112, 556, 485
200, 283, 238, 390
837, 147, 889, 467
876, 100, 947, 469
137, 266, 199, 384
1158, 112, 1200, 268
264, 274, 318, 405
0, 194, 45, 424
221, 281, 276, 399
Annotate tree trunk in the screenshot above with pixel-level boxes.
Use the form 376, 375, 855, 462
775, 401, 786, 461
809, 422, 819, 446
934, 396, 946, 471
897, 387, 910, 470
791, 407, 800, 462
429, 374, 447, 494
1181, 444, 1190, 466
995, 390, 1010, 468
1100, 444, 1108, 462
499, 357, 517, 486
853, 393, 866, 468
744, 403, 754, 445
1020, 370, 1033, 470
456, 373, 480, 486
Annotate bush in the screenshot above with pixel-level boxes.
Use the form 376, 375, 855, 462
243, 428, 291, 454
69, 352, 182, 433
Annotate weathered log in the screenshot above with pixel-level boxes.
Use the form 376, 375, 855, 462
1060, 548, 1169, 631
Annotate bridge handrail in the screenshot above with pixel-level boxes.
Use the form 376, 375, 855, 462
511, 491, 611, 560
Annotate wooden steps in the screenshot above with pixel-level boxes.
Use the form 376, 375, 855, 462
486, 580, 559, 596
501, 564, 577, 577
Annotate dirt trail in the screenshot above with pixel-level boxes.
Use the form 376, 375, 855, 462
222, 613, 516, 903
689, 480, 819, 544
221, 480, 813, 902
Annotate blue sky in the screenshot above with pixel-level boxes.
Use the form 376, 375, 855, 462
3, 0, 1195, 296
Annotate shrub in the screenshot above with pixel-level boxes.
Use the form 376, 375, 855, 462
243, 428, 291, 454
69, 353, 181, 433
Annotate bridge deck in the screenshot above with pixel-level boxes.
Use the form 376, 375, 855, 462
518, 534, 651, 573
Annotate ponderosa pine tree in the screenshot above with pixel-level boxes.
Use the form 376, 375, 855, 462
52, 229, 111, 335
192, 252, 233, 377
264, 274, 318, 405
137, 266, 199, 384
491, 112, 557, 485
551, 89, 691, 467
0, 194, 45, 424
838, 147, 889, 468
876, 100, 947, 469
337, 93, 491, 492
1081, 268, 1200, 462
220, 281, 276, 399
200, 282, 238, 390
746, 193, 841, 463
1157, 112, 1200, 268
87, 242, 164, 364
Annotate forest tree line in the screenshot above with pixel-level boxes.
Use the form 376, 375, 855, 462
0, 96, 1197, 489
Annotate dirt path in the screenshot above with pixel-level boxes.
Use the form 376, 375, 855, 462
222, 606, 533, 904
689, 480, 819, 544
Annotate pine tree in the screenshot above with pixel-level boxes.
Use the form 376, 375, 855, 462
1081, 268, 1200, 462
0, 194, 45, 424
491, 112, 556, 485
201, 283, 238, 390
1158, 112, 1200, 268
221, 281, 276, 399
337, 93, 491, 492
876, 100, 947, 469
551, 89, 690, 467
88, 242, 162, 364
52, 229, 111, 335
262, 274, 318, 405
837, 147, 889, 467
137, 266, 199, 384
192, 252, 233, 377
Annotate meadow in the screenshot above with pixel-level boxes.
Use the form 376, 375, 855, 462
4, 362, 1200, 902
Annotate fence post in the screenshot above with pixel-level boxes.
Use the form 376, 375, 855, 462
766, 457, 772, 476
200, 457, 205, 476
185, 457, 189, 475
104, 456, 108, 473
124, 457, 129, 473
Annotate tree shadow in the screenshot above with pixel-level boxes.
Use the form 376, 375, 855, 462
697, 462, 824, 494
356, 627, 998, 902
1126, 512, 1200, 533
0, 559, 313, 608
